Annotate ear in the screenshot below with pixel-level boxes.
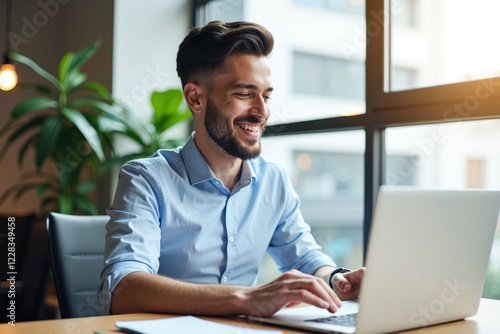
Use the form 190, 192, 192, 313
183, 82, 204, 114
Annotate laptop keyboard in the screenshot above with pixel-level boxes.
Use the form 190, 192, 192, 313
306, 313, 358, 327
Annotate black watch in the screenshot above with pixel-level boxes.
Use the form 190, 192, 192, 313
329, 267, 351, 289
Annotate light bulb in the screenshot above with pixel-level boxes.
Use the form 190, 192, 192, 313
0, 63, 18, 91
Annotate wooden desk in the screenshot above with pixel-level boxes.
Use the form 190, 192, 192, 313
1, 298, 499, 334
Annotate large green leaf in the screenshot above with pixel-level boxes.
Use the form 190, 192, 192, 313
5, 114, 46, 146
151, 89, 187, 131
60, 107, 105, 161
73, 194, 98, 215
71, 98, 148, 144
79, 81, 109, 95
8, 51, 61, 89
36, 182, 56, 199
36, 117, 63, 168
0, 114, 45, 163
14, 83, 55, 96
58, 194, 73, 214
75, 179, 97, 194
69, 98, 122, 117
67, 40, 101, 74
59, 41, 100, 93
58, 52, 73, 86
157, 111, 192, 134
66, 71, 88, 93
17, 133, 39, 166
11, 97, 58, 119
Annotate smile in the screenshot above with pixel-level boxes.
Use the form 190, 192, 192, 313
237, 123, 261, 133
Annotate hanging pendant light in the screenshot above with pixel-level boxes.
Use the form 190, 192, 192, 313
0, 0, 18, 91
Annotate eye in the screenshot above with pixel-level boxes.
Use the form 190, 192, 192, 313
263, 95, 272, 102
235, 92, 252, 99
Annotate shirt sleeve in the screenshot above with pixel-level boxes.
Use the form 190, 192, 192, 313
267, 165, 336, 275
97, 161, 163, 314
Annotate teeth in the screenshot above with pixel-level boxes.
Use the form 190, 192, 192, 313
238, 123, 260, 132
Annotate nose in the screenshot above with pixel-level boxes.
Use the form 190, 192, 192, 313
250, 95, 270, 121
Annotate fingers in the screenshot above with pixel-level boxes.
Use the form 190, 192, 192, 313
334, 274, 352, 293
332, 267, 366, 300
247, 270, 343, 316
287, 270, 341, 305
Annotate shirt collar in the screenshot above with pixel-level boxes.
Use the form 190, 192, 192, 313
181, 133, 215, 185
181, 133, 257, 187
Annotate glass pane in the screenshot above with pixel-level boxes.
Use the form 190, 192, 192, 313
259, 131, 365, 283
195, 0, 244, 23
389, 0, 500, 91
196, 0, 366, 124
385, 119, 500, 299
294, 0, 365, 16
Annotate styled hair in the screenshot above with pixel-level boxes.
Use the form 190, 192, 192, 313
176, 20, 274, 88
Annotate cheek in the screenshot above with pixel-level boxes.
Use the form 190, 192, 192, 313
221, 100, 247, 117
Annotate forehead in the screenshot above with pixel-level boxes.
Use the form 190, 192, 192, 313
215, 54, 273, 89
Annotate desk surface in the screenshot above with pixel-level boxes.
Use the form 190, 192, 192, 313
2, 298, 499, 334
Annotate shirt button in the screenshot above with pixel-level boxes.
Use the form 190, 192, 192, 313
242, 178, 250, 186
229, 236, 235, 243
222, 276, 228, 282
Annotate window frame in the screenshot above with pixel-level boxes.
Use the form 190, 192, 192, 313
192, 0, 500, 262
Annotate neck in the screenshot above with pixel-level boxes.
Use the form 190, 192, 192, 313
194, 134, 242, 191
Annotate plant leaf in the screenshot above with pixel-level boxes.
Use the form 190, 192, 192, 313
66, 71, 88, 93
73, 194, 99, 215
58, 194, 73, 214
8, 51, 61, 89
35, 117, 63, 168
151, 89, 184, 130
0, 180, 47, 203
60, 107, 105, 161
14, 83, 55, 96
6, 114, 46, 146
59, 52, 73, 85
36, 183, 55, 198
67, 40, 101, 74
76, 180, 97, 194
79, 81, 108, 94
11, 97, 58, 119
157, 111, 192, 134
40, 196, 58, 213
17, 133, 39, 167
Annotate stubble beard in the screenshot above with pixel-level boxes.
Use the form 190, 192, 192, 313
204, 98, 265, 160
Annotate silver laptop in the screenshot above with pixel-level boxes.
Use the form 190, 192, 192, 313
250, 186, 500, 333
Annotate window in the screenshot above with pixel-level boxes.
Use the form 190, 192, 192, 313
389, 0, 500, 91
293, 52, 364, 101
294, 0, 365, 17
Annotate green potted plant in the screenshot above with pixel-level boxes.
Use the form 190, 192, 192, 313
0, 40, 127, 214
0, 41, 192, 215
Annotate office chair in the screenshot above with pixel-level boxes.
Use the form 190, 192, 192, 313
46, 212, 108, 318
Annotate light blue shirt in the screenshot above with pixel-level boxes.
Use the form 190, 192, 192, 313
98, 134, 335, 313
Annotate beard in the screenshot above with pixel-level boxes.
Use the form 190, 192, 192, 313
204, 98, 265, 160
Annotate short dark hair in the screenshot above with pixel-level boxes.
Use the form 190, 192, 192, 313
176, 20, 274, 88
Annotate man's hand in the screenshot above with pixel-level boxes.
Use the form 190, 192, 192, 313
330, 267, 365, 300
239, 269, 342, 317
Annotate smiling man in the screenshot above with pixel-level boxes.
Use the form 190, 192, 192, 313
98, 21, 364, 317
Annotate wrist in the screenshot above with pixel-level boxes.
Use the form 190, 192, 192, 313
228, 286, 253, 315
329, 267, 351, 289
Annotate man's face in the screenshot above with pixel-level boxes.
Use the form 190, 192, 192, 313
203, 54, 273, 160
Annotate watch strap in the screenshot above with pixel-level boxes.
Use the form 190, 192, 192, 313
329, 267, 351, 289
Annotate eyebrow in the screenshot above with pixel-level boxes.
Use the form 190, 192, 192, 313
232, 83, 274, 93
